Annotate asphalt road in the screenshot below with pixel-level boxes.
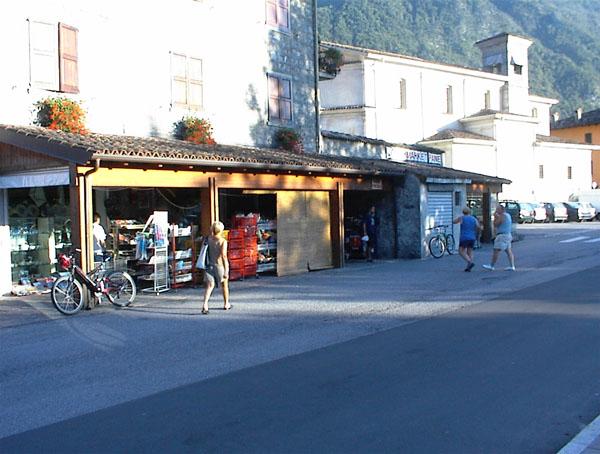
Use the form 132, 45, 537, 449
1, 223, 599, 452
1, 267, 599, 452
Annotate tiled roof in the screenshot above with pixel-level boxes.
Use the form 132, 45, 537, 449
321, 105, 368, 112
423, 129, 495, 141
536, 134, 588, 145
321, 130, 443, 153
552, 108, 600, 129
0, 124, 509, 184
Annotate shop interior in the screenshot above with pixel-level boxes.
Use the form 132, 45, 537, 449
343, 190, 384, 260
219, 189, 277, 276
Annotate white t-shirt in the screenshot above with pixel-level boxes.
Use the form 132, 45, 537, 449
93, 223, 106, 254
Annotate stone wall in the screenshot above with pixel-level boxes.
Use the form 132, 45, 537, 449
395, 173, 424, 258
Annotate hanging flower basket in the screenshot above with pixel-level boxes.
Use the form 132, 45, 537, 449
173, 116, 216, 145
34, 97, 87, 134
319, 47, 344, 77
275, 128, 303, 153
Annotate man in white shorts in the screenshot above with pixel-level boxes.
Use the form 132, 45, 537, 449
483, 204, 516, 271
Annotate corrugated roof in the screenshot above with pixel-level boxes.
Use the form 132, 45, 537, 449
0, 124, 509, 184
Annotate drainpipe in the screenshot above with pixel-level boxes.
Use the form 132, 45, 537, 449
312, 0, 321, 154
80, 159, 100, 271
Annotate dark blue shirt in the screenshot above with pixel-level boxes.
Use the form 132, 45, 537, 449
460, 215, 478, 241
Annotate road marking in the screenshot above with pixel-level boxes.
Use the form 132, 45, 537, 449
560, 236, 590, 243
583, 238, 600, 243
557, 414, 600, 454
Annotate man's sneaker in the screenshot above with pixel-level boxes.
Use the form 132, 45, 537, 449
482, 264, 495, 271
504, 266, 516, 271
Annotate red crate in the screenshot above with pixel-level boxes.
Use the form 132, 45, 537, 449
244, 248, 257, 259
233, 214, 258, 228
229, 258, 244, 271
244, 237, 257, 248
228, 229, 245, 239
229, 269, 243, 281
228, 249, 244, 260
229, 238, 243, 250
243, 265, 257, 277
243, 226, 257, 237
243, 255, 257, 266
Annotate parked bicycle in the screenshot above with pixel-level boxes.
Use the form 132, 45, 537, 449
427, 224, 456, 258
51, 250, 136, 315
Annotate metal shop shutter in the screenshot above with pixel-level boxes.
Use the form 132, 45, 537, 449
276, 191, 332, 276
426, 191, 453, 228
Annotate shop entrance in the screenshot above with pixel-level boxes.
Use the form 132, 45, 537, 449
343, 190, 388, 260
93, 187, 203, 289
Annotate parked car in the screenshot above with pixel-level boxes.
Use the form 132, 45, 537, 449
530, 203, 547, 222
578, 202, 597, 221
543, 202, 568, 222
500, 200, 534, 224
561, 202, 580, 222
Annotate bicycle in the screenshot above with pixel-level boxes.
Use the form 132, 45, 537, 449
427, 224, 456, 258
51, 250, 136, 315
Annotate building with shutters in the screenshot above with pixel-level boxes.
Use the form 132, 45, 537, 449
0, 1, 508, 292
551, 108, 600, 188
320, 34, 599, 203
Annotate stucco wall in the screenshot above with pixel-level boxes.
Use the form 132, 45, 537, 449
0, 0, 318, 151
395, 173, 423, 258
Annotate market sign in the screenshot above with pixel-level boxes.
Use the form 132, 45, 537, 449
387, 147, 444, 166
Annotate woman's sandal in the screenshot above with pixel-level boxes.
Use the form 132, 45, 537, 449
201, 308, 209, 315
224, 305, 233, 311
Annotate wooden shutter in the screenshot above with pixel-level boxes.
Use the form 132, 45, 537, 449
188, 57, 203, 109
279, 77, 292, 121
29, 20, 59, 90
59, 23, 79, 93
266, 0, 278, 26
276, 191, 332, 276
268, 75, 280, 120
171, 53, 187, 105
305, 191, 332, 270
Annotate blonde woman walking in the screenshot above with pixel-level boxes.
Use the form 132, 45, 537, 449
202, 221, 231, 314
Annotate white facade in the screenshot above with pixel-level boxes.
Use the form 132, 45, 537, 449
320, 35, 596, 202
0, 0, 318, 150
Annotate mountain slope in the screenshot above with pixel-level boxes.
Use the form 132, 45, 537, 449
317, 0, 600, 116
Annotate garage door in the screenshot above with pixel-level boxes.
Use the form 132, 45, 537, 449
426, 191, 453, 229
276, 191, 332, 276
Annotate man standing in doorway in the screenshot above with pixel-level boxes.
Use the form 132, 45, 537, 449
93, 213, 107, 263
362, 206, 378, 262
483, 204, 516, 271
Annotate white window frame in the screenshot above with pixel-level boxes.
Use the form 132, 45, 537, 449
445, 85, 453, 114
28, 19, 60, 91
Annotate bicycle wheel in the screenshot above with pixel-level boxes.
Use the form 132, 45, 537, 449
51, 276, 84, 315
428, 235, 445, 258
445, 234, 456, 255
106, 271, 136, 307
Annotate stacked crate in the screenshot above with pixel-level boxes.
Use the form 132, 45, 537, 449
227, 214, 258, 281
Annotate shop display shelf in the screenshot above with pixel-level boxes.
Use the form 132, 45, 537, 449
257, 243, 277, 251
257, 262, 276, 272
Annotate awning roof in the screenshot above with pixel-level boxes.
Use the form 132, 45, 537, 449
0, 124, 510, 184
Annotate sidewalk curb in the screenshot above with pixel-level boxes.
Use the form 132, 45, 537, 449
558, 415, 600, 454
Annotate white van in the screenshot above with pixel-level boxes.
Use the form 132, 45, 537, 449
570, 191, 600, 220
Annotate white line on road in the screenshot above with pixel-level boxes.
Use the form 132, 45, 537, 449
583, 238, 600, 243
560, 236, 590, 243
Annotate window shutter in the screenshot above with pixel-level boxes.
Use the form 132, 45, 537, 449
29, 20, 59, 90
279, 78, 291, 121
171, 53, 188, 105
266, 0, 278, 26
268, 75, 280, 120
58, 23, 79, 93
277, 0, 289, 30
188, 57, 203, 109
